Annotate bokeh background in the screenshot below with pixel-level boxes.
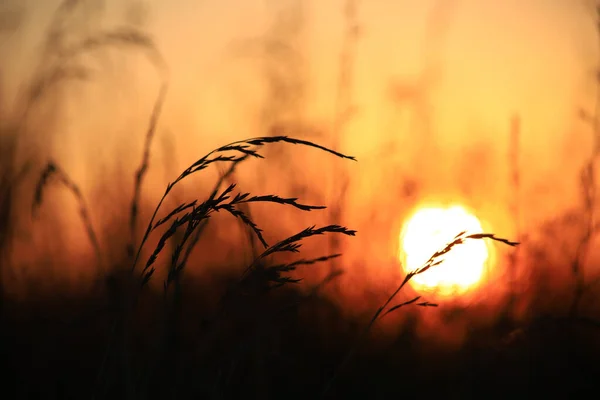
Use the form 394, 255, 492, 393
1, 0, 599, 398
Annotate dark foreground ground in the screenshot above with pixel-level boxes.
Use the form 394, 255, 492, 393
1, 280, 599, 400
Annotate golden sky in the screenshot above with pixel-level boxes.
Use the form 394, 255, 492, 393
1, 0, 598, 295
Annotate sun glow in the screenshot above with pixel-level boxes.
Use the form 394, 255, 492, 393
399, 205, 490, 296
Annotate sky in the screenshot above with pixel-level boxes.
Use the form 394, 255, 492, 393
0, 0, 598, 302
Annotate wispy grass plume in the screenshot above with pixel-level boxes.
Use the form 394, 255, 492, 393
130, 135, 356, 279
93, 135, 357, 399
127, 81, 168, 261
320, 231, 518, 398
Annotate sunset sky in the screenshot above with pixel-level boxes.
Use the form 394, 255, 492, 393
1, 0, 599, 291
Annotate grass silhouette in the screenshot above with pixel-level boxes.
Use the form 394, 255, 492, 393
2, 1, 600, 399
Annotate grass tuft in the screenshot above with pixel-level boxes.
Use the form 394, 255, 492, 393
130, 135, 357, 285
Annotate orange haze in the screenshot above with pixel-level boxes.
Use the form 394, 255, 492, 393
1, 0, 599, 341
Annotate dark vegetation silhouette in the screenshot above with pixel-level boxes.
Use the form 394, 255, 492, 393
1, 1, 600, 399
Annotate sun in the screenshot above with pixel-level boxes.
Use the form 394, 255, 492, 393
398, 205, 490, 296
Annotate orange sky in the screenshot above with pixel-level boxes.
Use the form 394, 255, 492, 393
1, 0, 599, 300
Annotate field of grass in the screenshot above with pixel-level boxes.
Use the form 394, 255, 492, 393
1, 1, 600, 399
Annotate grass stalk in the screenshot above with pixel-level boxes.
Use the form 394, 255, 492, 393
32, 161, 103, 272
319, 232, 518, 398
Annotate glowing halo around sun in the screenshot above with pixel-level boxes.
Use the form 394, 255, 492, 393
399, 205, 490, 296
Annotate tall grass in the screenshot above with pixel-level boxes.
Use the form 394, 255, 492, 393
2, 2, 535, 398
29, 134, 357, 397
28, 104, 520, 398
320, 231, 518, 398
1, 0, 168, 286
96, 135, 356, 398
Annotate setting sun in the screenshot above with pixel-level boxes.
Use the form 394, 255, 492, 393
399, 205, 490, 296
